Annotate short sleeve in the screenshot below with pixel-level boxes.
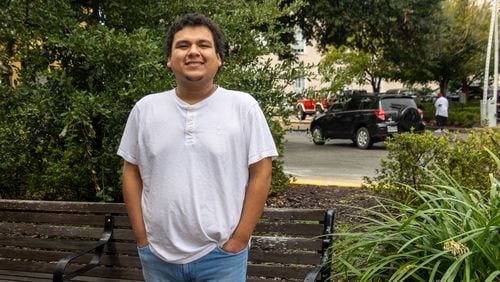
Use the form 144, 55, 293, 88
117, 105, 140, 164
245, 103, 278, 165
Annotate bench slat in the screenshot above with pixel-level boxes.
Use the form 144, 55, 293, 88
0, 237, 140, 256
0, 211, 132, 228
0, 211, 105, 226
0, 200, 127, 214
254, 222, 324, 236
0, 222, 135, 241
251, 236, 321, 251
0, 222, 104, 239
0, 261, 142, 281
261, 208, 326, 221
248, 264, 312, 279
0, 272, 52, 282
250, 250, 320, 265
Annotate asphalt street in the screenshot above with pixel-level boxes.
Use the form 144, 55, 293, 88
281, 130, 388, 187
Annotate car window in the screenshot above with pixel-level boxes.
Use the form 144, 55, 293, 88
328, 100, 342, 110
380, 98, 416, 111
345, 98, 361, 110
329, 103, 344, 111
359, 97, 378, 110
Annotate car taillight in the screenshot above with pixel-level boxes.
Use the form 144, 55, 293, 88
375, 109, 385, 120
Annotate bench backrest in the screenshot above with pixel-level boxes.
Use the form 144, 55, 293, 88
0, 200, 331, 281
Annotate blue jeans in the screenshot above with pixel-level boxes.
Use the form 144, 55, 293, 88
137, 244, 248, 282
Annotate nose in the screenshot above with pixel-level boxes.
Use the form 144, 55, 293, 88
187, 44, 201, 56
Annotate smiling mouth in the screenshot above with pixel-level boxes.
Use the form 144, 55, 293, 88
186, 61, 204, 66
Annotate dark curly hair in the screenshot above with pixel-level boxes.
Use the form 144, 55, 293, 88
164, 13, 225, 65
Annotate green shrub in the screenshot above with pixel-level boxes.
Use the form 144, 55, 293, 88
449, 109, 480, 127
0, 1, 300, 201
330, 150, 500, 281
420, 101, 481, 127
364, 129, 500, 202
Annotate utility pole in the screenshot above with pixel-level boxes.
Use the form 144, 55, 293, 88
482, 0, 499, 127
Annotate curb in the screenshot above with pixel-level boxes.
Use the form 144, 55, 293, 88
290, 179, 362, 188
289, 175, 363, 188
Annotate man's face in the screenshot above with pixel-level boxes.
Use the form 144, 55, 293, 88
167, 26, 221, 85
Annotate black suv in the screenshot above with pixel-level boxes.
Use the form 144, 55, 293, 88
310, 94, 425, 149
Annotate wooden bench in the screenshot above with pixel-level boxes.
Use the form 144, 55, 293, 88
0, 200, 334, 281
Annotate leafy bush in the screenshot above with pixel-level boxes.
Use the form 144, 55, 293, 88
331, 150, 500, 281
364, 129, 500, 202
449, 109, 480, 127
0, 26, 170, 201
420, 101, 481, 127
0, 1, 301, 201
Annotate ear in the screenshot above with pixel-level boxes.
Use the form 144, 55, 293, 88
167, 57, 172, 68
217, 54, 222, 67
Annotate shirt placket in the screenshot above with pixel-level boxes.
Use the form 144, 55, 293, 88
185, 106, 196, 144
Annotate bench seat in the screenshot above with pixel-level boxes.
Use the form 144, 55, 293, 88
0, 200, 334, 281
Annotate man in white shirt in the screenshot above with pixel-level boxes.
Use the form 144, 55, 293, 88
434, 92, 449, 132
117, 13, 278, 281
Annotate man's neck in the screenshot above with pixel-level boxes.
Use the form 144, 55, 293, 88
175, 83, 218, 105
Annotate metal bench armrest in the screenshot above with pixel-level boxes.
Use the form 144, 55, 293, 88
304, 265, 321, 282
53, 215, 114, 282
304, 209, 335, 282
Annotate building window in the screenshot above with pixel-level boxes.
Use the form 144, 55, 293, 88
292, 27, 305, 53
294, 77, 306, 93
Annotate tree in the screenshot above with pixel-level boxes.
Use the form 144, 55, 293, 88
319, 45, 397, 93
0, 0, 303, 200
420, 0, 489, 100
281, 0, 440, 60
278, 0, 441, 91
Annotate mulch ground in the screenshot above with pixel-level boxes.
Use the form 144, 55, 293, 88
265, 184, 382, 225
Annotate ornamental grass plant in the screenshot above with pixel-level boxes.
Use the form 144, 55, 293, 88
330, 149, 500, 282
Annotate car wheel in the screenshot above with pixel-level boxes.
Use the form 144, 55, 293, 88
312, 126, 326, 145
355, 127, 373, 149
297, 106, 306, 120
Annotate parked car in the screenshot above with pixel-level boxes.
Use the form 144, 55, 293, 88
446, 90, 459, 101
296, 90, 369, 120
454, 86, 483, 100
295, 97, 329, 120
310, 94, 425, 149
422, 89, 439, 102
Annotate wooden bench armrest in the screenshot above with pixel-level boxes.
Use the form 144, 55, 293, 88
53, 215, 114, 282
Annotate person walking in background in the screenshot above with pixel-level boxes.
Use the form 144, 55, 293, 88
117, 13, 277, 281
434, 92, 449, 132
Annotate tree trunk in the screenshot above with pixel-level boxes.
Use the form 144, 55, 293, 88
461, 79, 469, 104
439, 78, 449, 95
371, 77, 381, 93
